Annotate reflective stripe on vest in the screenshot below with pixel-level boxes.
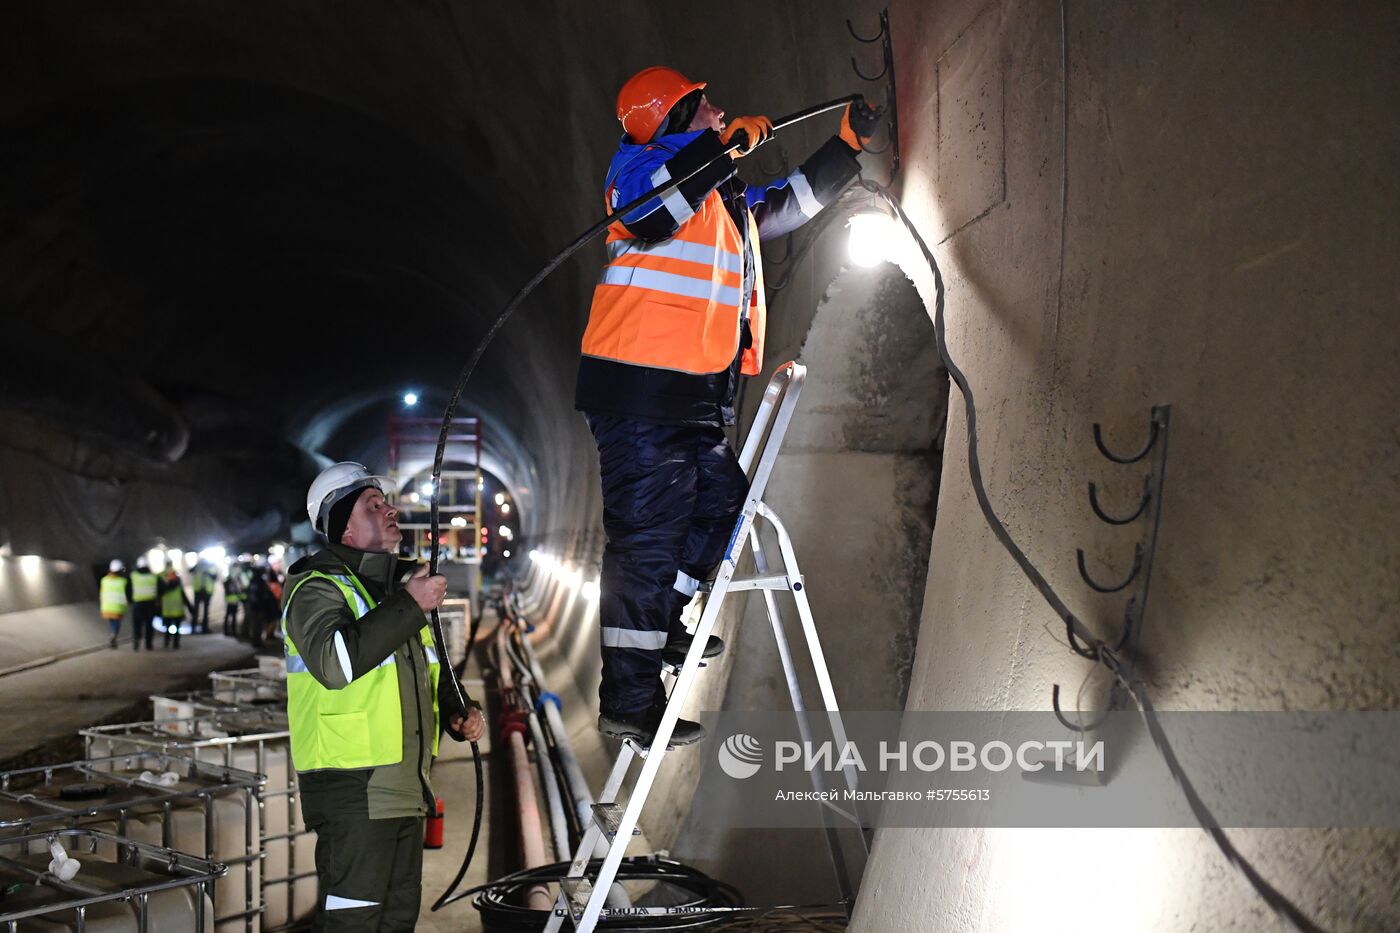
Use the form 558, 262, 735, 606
281, 570, 442, 772
130, 571, 158, 602
581, 189, 767, 376
99, 575, 127, 615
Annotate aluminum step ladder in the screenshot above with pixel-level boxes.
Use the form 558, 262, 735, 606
545, 361, 871, 932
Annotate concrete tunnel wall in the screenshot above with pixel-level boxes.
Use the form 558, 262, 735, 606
848, 1, 1399, 931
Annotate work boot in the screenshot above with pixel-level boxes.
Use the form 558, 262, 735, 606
109, 635, 118, 649
661, 587, 723, 665
598, 701, 706, 748
661, 630, 724, 665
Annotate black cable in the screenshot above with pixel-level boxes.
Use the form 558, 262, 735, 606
467, 856, 746, 931
858, 178, 1327, 933
432, 597, 487, 912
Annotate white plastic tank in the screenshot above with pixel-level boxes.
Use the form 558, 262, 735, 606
2, 759, 263, 931
0, 833, 217, 932
78, 719, 316, 928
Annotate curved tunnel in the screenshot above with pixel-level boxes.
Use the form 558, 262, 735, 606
2, 1, 1397, 930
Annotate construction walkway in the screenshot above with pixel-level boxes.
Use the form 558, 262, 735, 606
0, 600, 255, 765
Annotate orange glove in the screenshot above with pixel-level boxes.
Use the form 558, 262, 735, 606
721, 115, 773, 157
840, 97, 885, 150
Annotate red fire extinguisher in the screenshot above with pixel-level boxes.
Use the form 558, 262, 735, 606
424, 795, 445, 849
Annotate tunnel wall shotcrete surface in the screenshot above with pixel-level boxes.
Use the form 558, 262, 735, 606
851, 1, 1400, 931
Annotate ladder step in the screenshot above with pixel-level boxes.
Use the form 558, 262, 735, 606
660, 659, 706, 675
591, 803, 642, 839
558, 878, 594, 923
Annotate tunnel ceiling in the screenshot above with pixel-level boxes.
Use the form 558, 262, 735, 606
0, 0, 882, 559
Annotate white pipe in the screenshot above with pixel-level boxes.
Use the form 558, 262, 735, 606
527, 710, 571, 861
496, 624, 553, 910
514, 609, 631, 909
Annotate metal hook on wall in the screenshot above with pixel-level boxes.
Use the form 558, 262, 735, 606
1092, 413, 1163, 464
845, 18, 883, 43
1076, 542, 1143, 594
844, 8, 901, 181
1052, 405, 1171, 718
764, 235, 793, 265
851, 55, 888, 83
756, 147, 788, 179
1088, 475, 1152, 525
1051, 683, 1110, 733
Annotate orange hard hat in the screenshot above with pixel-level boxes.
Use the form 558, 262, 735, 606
617, 66, 707, 143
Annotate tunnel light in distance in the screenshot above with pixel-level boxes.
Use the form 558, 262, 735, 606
500, 502, 511, 515
18, 554, 42, 576
503, 549, 511, 558
494, 492, 506, 506
847, 211, 900, 267
450, 516, 467, 528
498, 525, 514, 540
419, 482, 435, 498
408, 491, 420, 504
198, 546, 226, 564
402, 392, 418, 407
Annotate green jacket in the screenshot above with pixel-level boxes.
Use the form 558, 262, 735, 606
281, 543, 474, 820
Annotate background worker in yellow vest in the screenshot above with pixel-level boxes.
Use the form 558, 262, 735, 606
128, 556, 159, 651
576, 67, 881, 746
222, 559, 248, 637
99, 559, 127, 649
283, 462, 485, 932
157, 565, 194, 650
190, 559, 216, 633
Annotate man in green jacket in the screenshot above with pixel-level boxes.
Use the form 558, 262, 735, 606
283, 461, 487, 932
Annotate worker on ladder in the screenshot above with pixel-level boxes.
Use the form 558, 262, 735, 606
576, 66, 881, 746
282, 462, 487, 931
100, 559, 127, 649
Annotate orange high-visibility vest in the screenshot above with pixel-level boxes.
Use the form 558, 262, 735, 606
581, 189, 767, 377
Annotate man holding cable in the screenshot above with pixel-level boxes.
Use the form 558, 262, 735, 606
282, 461, 487, 932
576, 67, 882, 747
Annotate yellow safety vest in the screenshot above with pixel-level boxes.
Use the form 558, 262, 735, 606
99, 575, 127, 616
281, 570, 441, 772
159, 578, 186, 619
130, 570, 158, 603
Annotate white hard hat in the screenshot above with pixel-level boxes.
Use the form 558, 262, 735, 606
135, 556, 149, 570
109, 559, 124, 573
306, 462, 388, 536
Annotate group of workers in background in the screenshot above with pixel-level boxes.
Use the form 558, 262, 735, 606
98, 555, 286, 650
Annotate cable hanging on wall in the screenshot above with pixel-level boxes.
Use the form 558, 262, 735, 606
856, 175, 1326, 933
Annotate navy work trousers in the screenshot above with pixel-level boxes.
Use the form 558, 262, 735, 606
587, 414, 748, 716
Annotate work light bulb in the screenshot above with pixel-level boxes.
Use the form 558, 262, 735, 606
847, 211, 899, 268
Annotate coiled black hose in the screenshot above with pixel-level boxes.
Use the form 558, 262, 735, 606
469, 856, 742, 931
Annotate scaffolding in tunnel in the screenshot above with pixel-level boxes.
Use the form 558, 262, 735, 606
385, 415, 484, 577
